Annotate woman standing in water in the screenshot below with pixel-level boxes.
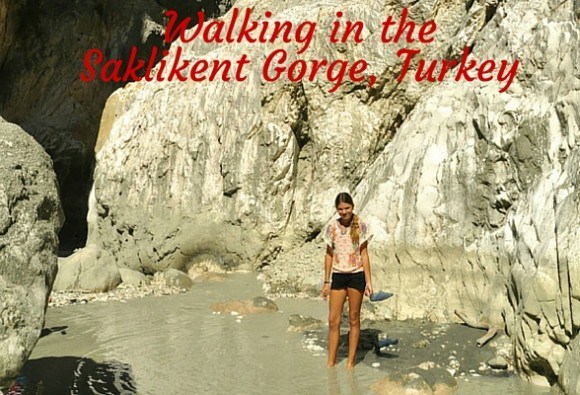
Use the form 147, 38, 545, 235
321, 192, 373, 369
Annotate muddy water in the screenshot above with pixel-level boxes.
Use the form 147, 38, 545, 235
7, 274, 551, 395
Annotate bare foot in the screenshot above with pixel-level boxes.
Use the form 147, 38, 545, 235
346, 362, 355, 370
327, 361, 336, 368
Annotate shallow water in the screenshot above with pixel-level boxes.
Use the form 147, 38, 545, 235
6, 274, 551, 395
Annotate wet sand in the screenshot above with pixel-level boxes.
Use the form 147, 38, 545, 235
4, 273, 551, 395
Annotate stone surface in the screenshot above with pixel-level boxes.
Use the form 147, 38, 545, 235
371, 366, 458, 395
119, 268, 151, 287
52, 244, 121, 292
287, 314, 323, 332
558, 335, 580, 395
160, 268, 194, 289
487, 356, 508, 370
210, 297, 279, 315
0, 118, 63, 384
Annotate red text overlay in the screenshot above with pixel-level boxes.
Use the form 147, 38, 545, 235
80, 7, 520, 93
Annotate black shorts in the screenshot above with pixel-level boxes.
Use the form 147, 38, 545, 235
331, 272, 366, 292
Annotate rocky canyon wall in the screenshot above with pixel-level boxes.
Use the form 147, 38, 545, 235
3, 0, 578, 391
355, 1, 580, 386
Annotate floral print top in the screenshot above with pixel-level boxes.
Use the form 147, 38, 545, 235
323, 217, 371, 274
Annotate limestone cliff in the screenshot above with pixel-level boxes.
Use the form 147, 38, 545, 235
14, 0, 580, 392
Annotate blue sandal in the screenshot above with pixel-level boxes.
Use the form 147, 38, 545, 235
370, 291, 393, 302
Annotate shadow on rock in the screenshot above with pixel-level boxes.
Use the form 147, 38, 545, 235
4, 357, 136, 395
39, 326, 68, 339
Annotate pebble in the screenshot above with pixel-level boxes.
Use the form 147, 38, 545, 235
418, 361, 435, 370
303, 337, 324, 353
48, 282, 190, 308
488, 356, 509, 370
449, 360, 460, 369
412, 339, 430, 349
305, 343, 324, 352
372, 362, 380, 368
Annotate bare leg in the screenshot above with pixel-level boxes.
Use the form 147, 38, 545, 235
346, 287, 364, 369
327, 288, 347, 368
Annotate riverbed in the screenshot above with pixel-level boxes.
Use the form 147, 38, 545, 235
5, 273, 551, 395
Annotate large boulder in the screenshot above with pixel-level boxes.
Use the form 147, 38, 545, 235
52, 244, 121, 293
0, 118, 63, 384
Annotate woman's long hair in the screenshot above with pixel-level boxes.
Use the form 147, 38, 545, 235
335, 192, 360, 246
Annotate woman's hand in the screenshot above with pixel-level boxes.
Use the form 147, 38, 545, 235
360, 244, 373, 298
321, 283, 330, 300
364, 282, 373, 298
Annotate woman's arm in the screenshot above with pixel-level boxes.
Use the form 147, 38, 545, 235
361, 242, 373, 296
321, 246, 333, 300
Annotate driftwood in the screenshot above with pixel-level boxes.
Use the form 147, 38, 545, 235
454, 309, 500, 347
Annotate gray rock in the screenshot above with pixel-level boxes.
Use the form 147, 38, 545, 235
251, 297, 278, 312
371, 366, 458, 395
487, 356, 509, 370
0, 118, 63, 383
53, 244, 121, 292
210, 297, 278, 315
119, 268, 151, 287
412, 339, 431, 349
559, 335, 580, 395
161, 269, 193, 289
288, 314, 323, 332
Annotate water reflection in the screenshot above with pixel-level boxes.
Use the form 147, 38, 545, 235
327, 367, 340, 395
347, 371, 363, 395
326, 365, 365, 395
6, 357, 136, 395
